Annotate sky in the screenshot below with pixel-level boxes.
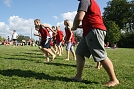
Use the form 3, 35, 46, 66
0, 0, 109, 40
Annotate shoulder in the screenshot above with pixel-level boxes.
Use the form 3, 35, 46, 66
67, 26, 71, 30
78, 0, 91, 12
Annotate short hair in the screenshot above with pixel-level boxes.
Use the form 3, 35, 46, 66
34, 19, 40, 23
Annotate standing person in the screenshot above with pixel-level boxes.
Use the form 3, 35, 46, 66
6, 36, 11, 45
70, 0, 119, 87
64, 20, 76, 60
34, 19, 56, 62
52, 26, 58, 54
55, 26, 64, 56
12, 30, 18, 46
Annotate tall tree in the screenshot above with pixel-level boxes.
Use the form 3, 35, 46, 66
105, 21, 121, 46
103, 0, 133, 30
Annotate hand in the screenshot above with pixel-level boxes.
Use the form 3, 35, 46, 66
34, 33, 36, 36
68, 39, 71, 42
71, 27, 76, 31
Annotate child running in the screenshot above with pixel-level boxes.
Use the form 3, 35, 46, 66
34, 19, 56, 62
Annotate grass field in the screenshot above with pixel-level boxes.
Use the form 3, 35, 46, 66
0, 45, 134, 89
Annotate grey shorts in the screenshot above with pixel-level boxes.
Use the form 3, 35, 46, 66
76, 29, 108, 62
66, 42, 74, 52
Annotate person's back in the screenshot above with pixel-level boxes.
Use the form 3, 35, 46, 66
39, 25, 51, 42
82, 0, 106, 36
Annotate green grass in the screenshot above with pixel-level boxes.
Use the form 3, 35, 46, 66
0, 45, 134, 89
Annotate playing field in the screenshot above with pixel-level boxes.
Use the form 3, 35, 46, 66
0, 46, 133, 89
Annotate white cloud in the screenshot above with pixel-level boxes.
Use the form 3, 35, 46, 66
53, 16, 58, 20
57, 11, 77, 33
61, 11, 77, 21
3, 0, 12, 7
0, 16, 37, 40
0, 11, 78, 40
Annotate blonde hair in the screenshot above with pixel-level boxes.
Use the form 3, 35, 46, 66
64, 19, 71, 27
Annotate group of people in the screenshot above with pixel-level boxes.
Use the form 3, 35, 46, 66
1, 30, 18, 46
33, 0, 119, 87
34, 19, 77, 62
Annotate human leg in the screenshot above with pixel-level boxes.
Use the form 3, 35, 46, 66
70, 45, 76, 60
57, 45, 62, 56
41, 39, 56, 60
95, 62, 102, 69
56, 42, 62, 56
86, 29, 119, 86
101, 58, 119, 87
44, 52, 50, 62
65, 42, 72, 60
70, 54, 85, 81
65, 50, 70, 60
60, 45, 63, 54
71, 37, 91, 81
43, 48, 56, 60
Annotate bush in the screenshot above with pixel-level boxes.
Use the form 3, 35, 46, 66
118, 32, 134, 48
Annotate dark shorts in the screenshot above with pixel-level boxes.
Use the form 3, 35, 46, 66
12, 39, 17, 41
56, 41, 62, 46
41, 38, 51, 48
76, 29, 108, 62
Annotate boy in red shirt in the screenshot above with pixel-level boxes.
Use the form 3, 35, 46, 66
34, 19, 56, 62
55, 26, 64, 56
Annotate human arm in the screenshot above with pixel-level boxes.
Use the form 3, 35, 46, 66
68, 27, 73, 42
71, 11, 85, 31
41, 24, 56, 34
34, 33, 41, 37
71, 0, 90, 31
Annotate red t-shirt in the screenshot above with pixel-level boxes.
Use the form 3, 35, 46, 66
65, 27, 76, 42
39, 25, 51, 41
82, 0, 106, 36
65, 27, 72, 41
71, 34, 76, 44
56, 30, 64, 42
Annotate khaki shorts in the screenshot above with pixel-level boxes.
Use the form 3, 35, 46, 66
76, 29, 108, 62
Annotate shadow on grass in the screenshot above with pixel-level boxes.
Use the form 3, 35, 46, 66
44, 62, 77, 67
0, 69, 98, 84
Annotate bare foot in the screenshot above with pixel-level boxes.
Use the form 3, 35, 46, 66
58, 54, 62, 56
52, 55, 56, 60
43, 54, 46, 56
103, 80, 119, 87
73, 57, 77, 60
44, 58, 50, 63
69, 77, 82, 82
95, 66, 101, 70
65, 58, 69, 60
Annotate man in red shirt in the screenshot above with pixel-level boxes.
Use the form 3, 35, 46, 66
70, 0, 119, 87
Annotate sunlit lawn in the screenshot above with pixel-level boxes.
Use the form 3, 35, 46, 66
0, 45, 134, 89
